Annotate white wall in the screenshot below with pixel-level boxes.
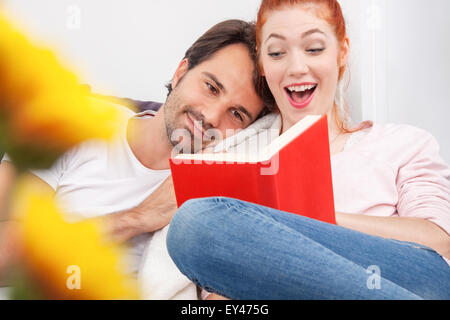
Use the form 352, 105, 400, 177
3, 0, 450, 162
2, 0, 261, 102
341, 0, 450, 162
385, 0, 450, 163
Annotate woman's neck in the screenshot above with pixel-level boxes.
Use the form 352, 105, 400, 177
280, 108, 343, 141
327, 107, 343, 143
279, 108, 349, 155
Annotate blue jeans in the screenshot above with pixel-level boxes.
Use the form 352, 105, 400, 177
167, 197, 450, 300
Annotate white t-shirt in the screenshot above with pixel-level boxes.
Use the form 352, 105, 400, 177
2, 107, 172, 274
34, 109, 170, 220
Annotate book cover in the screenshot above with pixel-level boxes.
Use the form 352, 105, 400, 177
169, 115, 336, 224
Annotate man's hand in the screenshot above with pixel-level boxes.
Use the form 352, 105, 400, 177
102, 175, 178, 243
134, 175, 178, 233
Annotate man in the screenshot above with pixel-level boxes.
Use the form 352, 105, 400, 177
0, 19, 272, 298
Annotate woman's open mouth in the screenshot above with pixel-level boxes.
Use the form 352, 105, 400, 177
285, 83, 317, 109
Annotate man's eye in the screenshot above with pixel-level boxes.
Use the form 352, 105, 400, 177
206, 82, 218, 95
232, 110, 244, 122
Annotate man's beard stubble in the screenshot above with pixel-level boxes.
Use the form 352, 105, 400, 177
164, 89, 213, 155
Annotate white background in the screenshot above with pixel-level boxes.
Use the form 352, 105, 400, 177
3, 0, 450, 162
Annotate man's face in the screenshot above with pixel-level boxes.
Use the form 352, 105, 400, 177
164, 43, 264, 154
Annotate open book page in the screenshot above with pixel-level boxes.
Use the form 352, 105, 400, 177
213, 112, 281, 153
173, 114, 320, 163
265, 115, 320, 157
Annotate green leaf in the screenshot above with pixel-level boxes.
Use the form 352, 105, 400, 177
8, 268, 45, 300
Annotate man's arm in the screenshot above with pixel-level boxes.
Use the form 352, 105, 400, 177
101, 175, 178, 243
1, 158, 177, 247
0, 161, 18, 281
0, 161, 56, 284
0, 161, 16, 221
0, 160, 56, 220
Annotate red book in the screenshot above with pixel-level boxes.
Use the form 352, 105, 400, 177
169, 115, 336, 224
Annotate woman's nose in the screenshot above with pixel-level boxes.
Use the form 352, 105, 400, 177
287, 52, 309, 77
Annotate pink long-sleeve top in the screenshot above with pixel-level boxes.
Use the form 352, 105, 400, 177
332, 123, 450, 264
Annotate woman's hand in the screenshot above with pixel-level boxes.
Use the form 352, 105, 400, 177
335, 212, 450, 259
205, 293, 229, 300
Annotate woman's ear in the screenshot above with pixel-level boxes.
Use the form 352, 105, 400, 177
338, 37, 350, 68
171, 59, 189, 89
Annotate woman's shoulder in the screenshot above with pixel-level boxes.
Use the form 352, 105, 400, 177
374, 122, 433, 137
344, 122, 444, 167
349, 122, 437, 149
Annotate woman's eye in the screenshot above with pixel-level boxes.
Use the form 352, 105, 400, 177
268, 51, 284, 58
307, 48, 324, 54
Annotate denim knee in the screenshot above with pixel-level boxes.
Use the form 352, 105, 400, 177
167, 198, 220, 271
168, 197, 219, 238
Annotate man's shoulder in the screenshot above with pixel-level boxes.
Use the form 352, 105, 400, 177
88, 95, 137, 119
50, 95, 163, 169
88, 93, 162, 114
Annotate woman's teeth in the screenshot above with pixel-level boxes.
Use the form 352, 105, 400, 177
286, 84, 317, 93
285, 84, 317, 104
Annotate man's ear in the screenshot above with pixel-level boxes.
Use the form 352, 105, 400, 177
172, 59, 189, 89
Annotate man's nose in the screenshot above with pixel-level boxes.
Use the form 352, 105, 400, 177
200, 103, 223, 129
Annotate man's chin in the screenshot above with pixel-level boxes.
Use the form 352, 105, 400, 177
170, 136, 202, 155
173, 139, 216, 155
167, 123, 218, 155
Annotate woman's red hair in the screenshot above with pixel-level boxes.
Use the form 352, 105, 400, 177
256, 0, 371, 132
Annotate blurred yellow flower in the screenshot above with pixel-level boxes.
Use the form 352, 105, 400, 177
11, 177, 139, 300
0, 12, 130, 169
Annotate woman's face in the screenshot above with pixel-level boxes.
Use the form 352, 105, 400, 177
260, 4, 348, 132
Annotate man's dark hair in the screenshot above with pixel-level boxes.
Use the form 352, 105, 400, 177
166, 19, 275, 118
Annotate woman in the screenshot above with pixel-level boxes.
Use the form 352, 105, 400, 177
167, 0, 450, 299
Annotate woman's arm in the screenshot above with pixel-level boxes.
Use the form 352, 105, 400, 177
336, 212, 450, 260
